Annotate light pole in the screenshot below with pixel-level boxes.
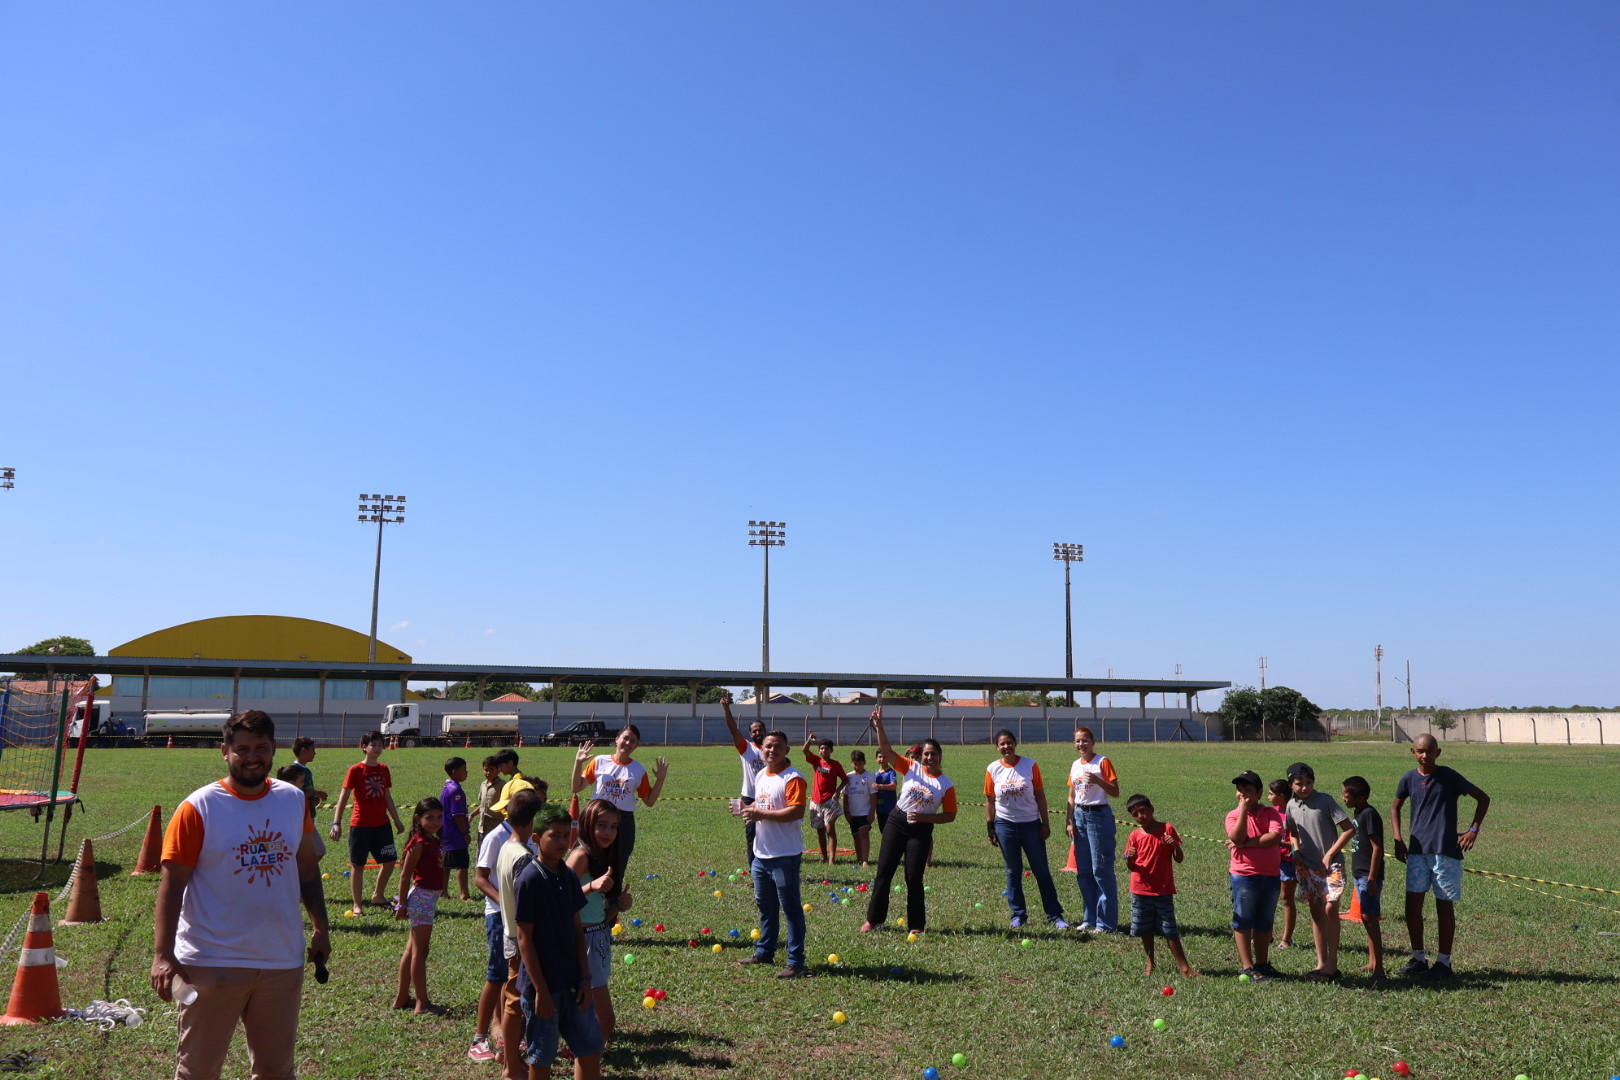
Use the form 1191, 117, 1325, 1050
748, 520, 785, 673
1052, 542, 1083, 705
358, 493, 406, 699
1, 467, 13, 491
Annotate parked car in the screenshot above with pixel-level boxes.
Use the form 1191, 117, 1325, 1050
534, 720, 611, 746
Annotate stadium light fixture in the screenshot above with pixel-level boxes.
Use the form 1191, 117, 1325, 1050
358, 493, 407, 699
1, 467, 14, 490
1052, 542, 1084, 706
748, 520, 787, 673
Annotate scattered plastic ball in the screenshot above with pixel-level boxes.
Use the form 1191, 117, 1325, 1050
924, 1069, 940, 1080
828, 953, 840, 964
841, 899, 851, 906
1392, 1065, 1409, 1078
1162, 986, 1174, 997
1238, 972, 1251, 983
322, 873, 330, 879
750, 928, 762, 941
612, 924, 623, 937
729, 875, 738, 882
856, 883, 868, 892
622, 954, 636, 965
894, 885, 903, 893
1346, 1072, 1360, 1078
897, 917, 906, 927
1153, 1018, 1166, 1031
630, 918, 642, 927
653, 989, 667, 1001
1514, 1075, 1528, 1080
1110, 1035, 1125, 1049
342, 870, 351, 877
714, 890, 724, 898
803, 903, 812, 912
952, 1053, 967, 1067
907, 932, 920, 943
889, 965, 903, 975
729, 929, 740, 938
712, 943, 723, 954
829, 891, 839, 900
1024, 870, 1032, 877
923, 885, 932, 893
645, 874, 654, 880
701, 928, 712, 935
642, 995, 656, 1009
687, 939, 699, 948
974, 903, 983, 910
654, 924, 665, 932
1020, 939, 1032, 948
833, 1011, 847, 1024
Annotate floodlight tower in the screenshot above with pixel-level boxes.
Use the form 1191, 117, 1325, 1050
358, 493, 407, 698
1259, 656, 1268, 742
1, 467, 14, 491
748, 520, 786, 672
1053, 542, 1083, 705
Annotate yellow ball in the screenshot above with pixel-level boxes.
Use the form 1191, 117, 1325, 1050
750, 928, 762, 941
803, 903, 812, 912
895, 917, 906, 927
712, 943, 723, 954
907, 932, 919, 943
642, 995, 656, 1009
832, 1011, 848, 1024
321, 873, 330, 879
714, 890, 723, 898
827, 953, 840, 964
611, 923, 623, 936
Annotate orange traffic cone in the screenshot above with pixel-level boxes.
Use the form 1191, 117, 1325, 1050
516, 733, 524, 748
0, 893, 67, 1024
1060, 843, 1078, 872
1340, 884, 1374, 923
464, 734, 472, 749
59, 840, 105, 925
166, 735, 174, 749
131, 804, 164, 875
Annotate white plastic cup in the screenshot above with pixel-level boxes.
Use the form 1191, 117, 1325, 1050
171, 974, 198, 1006
728, 798, 742, 816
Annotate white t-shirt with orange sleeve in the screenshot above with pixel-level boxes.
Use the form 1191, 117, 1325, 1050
1068, 754, 1118, 807
583, 755, 652, 813
893, 753, 958, 817
751, 765, 808, 860
162, 777, 314, 969
984, 756, 1044, 823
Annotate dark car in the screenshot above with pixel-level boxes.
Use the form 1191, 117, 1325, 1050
534, 721, 611, 747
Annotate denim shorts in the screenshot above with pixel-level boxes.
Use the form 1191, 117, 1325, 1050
584, 925, 611, 989
1129, 893, 1179, 940
1229, 873, 1281, 932
1278, 857, 1296, 883
522, 989, 605, 1065
1405, 853, 1462, 902
484, 913, 508, 983
1354, 875, 1384, 918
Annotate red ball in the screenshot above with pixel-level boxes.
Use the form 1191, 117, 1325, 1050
701, 928, 712, 935
1393, 1064, 1410, 1077
653, 989, 667, 1001
1024, 870, 1033, 877
687, 939, 699, 947
645, 986, 656, 997
1161, 986, 1174, 997
1346, 1072, 1360, 1078
654, 924, 665, 932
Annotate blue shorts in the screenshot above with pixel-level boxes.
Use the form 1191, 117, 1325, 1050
1229, 873, 1281, 933
1129, 893, 1179, 940
521, 989, 605, 1065
1278, 857, 1297, 883
585, 925, 611, 989
484, 913, 507, 983
1405, 853, 1462, 902
1354, 875, 1384, 918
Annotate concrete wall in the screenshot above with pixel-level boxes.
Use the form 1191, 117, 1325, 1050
103, 693, 1221, 745
1394, 712, 1619, 746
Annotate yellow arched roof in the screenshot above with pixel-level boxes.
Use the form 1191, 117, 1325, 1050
110, 615, 413, 664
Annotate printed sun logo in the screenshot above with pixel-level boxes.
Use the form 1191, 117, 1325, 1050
234, 818, 292, 886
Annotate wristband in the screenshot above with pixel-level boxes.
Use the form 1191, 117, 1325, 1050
1467, 825, 1479, 834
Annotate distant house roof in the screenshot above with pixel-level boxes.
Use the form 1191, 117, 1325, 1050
941, 697, 989, 707
491, 692, 530, 702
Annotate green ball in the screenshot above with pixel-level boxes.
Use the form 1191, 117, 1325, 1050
728, 874, 738, 882
923, 885, 932, 892
623, 954, 636, 965
974, 902, 982, 909
894, 885, 903, 892
1020, 938, 1032, 948
1515, 1075, 1529, 1080
1153, 1018, 1166, 1031
951, 1053, 967, 1067
841, 898, 850, 906
1237, 972, 1250, 983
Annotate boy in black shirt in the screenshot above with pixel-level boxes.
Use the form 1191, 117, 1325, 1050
514, 803, 603, 1080
1341, 775, 1385, 983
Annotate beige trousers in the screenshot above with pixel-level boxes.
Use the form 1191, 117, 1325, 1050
175, 965, 304, 1080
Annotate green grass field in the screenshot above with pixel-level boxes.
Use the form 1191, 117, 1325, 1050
2, 741, 1618, 1079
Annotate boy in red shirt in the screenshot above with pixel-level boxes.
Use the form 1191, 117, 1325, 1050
1123, 793, 1197, 978
801, 734, 848, 866
328, 730, 405, 917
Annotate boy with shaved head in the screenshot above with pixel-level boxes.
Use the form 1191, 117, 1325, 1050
1391, 733, 1490, 981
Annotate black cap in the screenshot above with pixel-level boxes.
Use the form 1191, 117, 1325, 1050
1286, 761, 1313, 782
1231, 770, 1263, 789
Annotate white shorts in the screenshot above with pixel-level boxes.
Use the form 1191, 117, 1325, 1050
811, 801, 842, 828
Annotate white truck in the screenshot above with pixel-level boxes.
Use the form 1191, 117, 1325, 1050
141, 710, 234, 747
381, 702, 520, 748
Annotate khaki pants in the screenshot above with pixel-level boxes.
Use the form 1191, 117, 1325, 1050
176, 965, 303, 1080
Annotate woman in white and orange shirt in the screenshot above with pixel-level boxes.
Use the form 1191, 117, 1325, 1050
1066, 725, 1121, 933
572, 724, 668, 882
986, 729, 1069, 930
860, 707, 957, 936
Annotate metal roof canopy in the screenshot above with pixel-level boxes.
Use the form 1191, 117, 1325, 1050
0, 654, 1228, 697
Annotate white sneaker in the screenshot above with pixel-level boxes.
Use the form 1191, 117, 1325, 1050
1079, 923, 1096, 933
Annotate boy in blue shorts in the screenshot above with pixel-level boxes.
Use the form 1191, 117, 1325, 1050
1123, 794, 1196, 978
1340, 775, 1385, 984
514, 802, 604, 1080
1391, 734, 1490, 981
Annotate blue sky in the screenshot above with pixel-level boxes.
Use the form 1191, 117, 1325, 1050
2, 2, 1615, 708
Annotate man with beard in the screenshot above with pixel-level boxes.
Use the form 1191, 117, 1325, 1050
151, 710, 329, 1080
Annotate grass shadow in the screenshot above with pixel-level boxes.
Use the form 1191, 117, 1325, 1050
819, 963, 966, 984
603, 1026, 735, 1078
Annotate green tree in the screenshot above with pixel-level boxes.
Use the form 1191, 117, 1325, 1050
15, 635, 95, 678
445, 680, 539, 701
1432, 708, 1457, 732
641, 685, 729, 705
1218, 685, 1323, 740
882, 688, 937, 704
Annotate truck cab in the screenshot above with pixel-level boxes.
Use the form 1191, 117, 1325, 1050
381, 702, 424, 745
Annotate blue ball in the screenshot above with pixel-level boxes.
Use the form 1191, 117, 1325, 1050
645, 874, 654, 880
924, 1069, 940, 1080
1109, 1035, 1125, 1049
829, 891, 839, 900
890, 966, 902, 976
631, 918, 642, 927
729, 929, 739, 938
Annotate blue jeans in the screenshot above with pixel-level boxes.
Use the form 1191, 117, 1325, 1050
994, 819, 1065, 923
1229, 873, 1281, 932
1072, 806, 1119, 931
751, 853, 806, 968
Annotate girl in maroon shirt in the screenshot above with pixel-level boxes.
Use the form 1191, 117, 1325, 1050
393, 797, 449, 1015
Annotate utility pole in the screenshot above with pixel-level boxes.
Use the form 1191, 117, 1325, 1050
1258, 656, 1268, 742
1, 467, 13, 491
1394, 660, 1413, 716
357, 493, 407, 700
1052, 542, 1083, 705
747, 521, 786, 673
1374, 644, 1388, 742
